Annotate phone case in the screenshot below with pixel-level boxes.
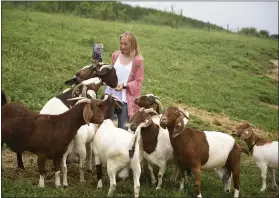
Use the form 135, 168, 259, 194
92, 43, 104, 62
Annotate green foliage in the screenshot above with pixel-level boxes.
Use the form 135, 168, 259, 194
240, 27, 271, 38
1, 1, 225, 31
1, 8, 278, 197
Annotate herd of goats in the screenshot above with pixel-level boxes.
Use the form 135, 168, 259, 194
1, 61, 278, 197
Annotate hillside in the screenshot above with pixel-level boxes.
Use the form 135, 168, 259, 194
2, 1, 225, 31
1, 8, 278, 198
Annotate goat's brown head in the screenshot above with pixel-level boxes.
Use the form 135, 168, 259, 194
129, 107, 158, 132
160, 106, 189, 131
71, 77, 103, 99
68, 97, 104, 125
134, 94, 163, 114
173, 115, 187, 138
97, 94, 123, 119
64, 62, 118, 88
232, 122, 256, 140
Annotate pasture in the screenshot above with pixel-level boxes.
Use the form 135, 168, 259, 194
1, 8, 278, 197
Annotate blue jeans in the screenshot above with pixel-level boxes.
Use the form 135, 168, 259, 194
110, 103, 129, 130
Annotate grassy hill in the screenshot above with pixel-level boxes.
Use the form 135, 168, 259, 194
1, 8, 278, 198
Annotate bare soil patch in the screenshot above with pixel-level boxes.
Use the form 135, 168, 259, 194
176, 104, 278, 140
267, 59, 278, 82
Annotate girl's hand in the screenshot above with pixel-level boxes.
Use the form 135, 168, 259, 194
115, 83, 124, 91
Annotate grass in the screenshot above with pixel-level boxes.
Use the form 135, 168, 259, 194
1, 8, 278, 197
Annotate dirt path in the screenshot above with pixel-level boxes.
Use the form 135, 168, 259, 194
176, 103, 278, 140
268, 59, 278, 81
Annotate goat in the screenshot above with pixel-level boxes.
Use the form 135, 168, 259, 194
92, 94, 141, 197
129, 107, 181, 189
159, 106, 248, 198
232, 123, 278, 192
1, 98, 104, 188
133, 95, 190, 186
40, 78, 103, 187
64, 62, 118, 88
12, 78, 101, 171
134, 94, 164, 114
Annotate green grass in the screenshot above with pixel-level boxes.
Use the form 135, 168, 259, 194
1, 8, 278, 197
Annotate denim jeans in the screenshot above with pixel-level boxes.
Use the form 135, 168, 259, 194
110, 102, 129, 130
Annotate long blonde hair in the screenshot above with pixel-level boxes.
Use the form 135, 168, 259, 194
120, 32, 141, 58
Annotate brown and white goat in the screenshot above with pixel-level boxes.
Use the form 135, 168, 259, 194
1, 98, 104, 188
64, 62, 118, 88
159, 106, 248, 198
232, 123, 278, 192
129, 107, 180, 189
134, 94, 164, 114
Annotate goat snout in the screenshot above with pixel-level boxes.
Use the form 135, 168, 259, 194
231, 131, 239, 137
159, 117, 167, 129
130, 123, 137, 132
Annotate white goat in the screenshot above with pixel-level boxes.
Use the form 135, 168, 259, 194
233, 123, 278, 192
40, 77, 101, 187
92, 118, 142, 197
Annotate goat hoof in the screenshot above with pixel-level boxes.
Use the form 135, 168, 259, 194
63, 185, 69, 189
260, 187, 266, 192
155, 186, 161, 190
17, 166, 25, 170
38, 184, 45, 188
151, 180, 157, 185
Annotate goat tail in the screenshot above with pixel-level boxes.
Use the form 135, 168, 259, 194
240, 146, 249, 156
128, 123, 144, 159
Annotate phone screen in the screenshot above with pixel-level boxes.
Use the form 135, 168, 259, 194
92, 43, 104, 62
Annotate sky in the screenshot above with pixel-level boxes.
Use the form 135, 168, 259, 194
124, 2, 278, 34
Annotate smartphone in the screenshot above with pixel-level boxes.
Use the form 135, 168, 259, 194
92, 43, 104, 62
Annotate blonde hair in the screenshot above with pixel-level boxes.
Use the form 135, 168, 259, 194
120, 32, 141, 58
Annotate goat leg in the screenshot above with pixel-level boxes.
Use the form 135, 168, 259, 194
37, 154, 47, 188
96, 163, 103, 188
53, 158, 62, 188
192, 166, 202, 198
17, 152, 25, 170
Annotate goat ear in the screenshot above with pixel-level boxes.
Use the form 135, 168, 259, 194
144, 118, 152, 126
64, 77, 77, 86
83, 104, 93, 126
96, 68, 109, 76
240, 129, 252, 140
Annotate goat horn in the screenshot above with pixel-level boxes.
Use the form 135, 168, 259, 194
67, 97, 87, 101
179, 110, 190, 120
75, 98, 91, 105
100, 64, 112, 71
72, 83, 83, 98
249, 124, 256, 131
155, 99, 163, 114
144, 108, 159, 115
154, 96, 161, 101
81, 85, 88, 97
